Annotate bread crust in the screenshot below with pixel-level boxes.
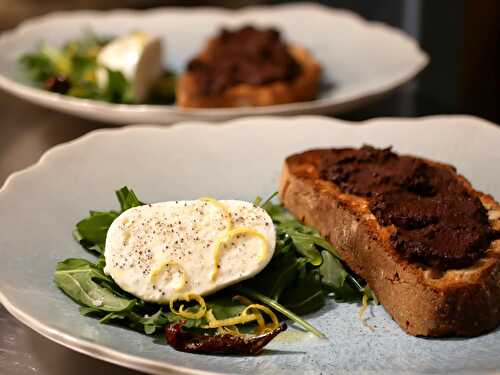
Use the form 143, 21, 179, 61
279, 149, 500, 337
176, 44, 321, 108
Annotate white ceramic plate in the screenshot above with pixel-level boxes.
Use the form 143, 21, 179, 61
1, 115, 499, 375
0, 4, 428, 125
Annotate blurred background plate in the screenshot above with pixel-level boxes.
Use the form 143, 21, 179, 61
0, 115, 499, 375
0, 3, 427, 125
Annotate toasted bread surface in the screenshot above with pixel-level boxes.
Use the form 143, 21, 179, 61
177, 45, 321, 108
279, 149, 500, 336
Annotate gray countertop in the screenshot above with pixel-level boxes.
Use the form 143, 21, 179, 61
0, 305, 143, 375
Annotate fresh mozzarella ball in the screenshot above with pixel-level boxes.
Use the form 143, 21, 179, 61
104, 200, 275, 303
97, 32, 163, 103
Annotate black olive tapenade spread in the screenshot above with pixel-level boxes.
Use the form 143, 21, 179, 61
186, 26, 301, 97
319, 145, 498, 270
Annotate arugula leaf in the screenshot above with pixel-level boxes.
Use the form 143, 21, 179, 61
262, 194, 366, 307
75, 211, 118, 253
19, 52, 58, 82
140, 310, 170, 334
287, 230, 323, 266
123, 310, 206, 334
80, 306, 102, 316
100, 311, 127, 324
67, 80, 101, 99
95, 255, 106, 270
330, 281, 363, 302
127, 310, 178, 334
262, 201, 292, 223
56, 257, 205, 334
319, 250, 348, 290
280, 221, 339, 259
263, 200, 339, 263
86, 309, 166, 335
116, 186, 144, 211
73, 187, 143, 254
207, 297, 247, 320
54, 258, 135, 312
279, 266, 325, 315
246, 252, 301, 301
163, 312, 206, 329
103, 68, 134, 103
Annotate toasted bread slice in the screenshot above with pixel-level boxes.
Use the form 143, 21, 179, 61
279, 149, 500, 337
177, 44, 321, 108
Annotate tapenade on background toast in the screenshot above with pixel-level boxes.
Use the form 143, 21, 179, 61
177, 26, 321, 108
280, 145, 500, 337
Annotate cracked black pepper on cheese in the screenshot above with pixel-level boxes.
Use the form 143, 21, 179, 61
104, 199, 276, 302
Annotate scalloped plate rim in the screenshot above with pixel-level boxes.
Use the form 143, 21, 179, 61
0, 3, 428, 124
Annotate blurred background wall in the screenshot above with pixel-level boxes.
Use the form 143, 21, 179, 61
0, 0, 498, 123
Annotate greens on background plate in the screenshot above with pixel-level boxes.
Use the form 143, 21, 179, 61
20, 31, 176, 104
